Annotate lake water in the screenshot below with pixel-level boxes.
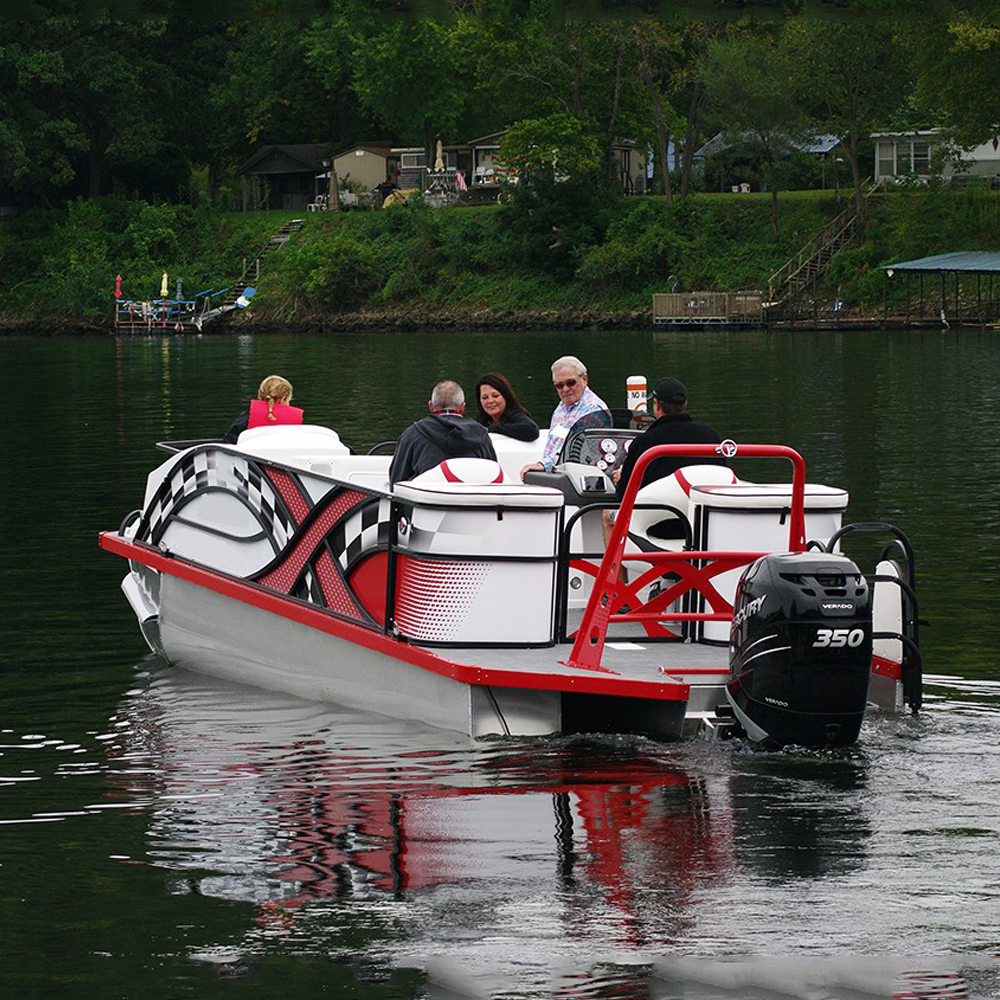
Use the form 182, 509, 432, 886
2, 328, 1000, 998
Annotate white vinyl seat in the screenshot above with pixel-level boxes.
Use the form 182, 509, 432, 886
234, 424, 351, 467
627, 464, 739, 552
406, 457, 508, 487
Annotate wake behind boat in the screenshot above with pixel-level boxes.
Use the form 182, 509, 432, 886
100, 398, 922, 748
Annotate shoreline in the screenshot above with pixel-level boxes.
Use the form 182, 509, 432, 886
0, 306, 926, 335
0, 307, 658, 335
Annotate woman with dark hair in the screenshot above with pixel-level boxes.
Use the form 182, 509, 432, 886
474, 373, 540, 442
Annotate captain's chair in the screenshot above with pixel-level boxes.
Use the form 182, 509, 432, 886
627, 464, 739, 553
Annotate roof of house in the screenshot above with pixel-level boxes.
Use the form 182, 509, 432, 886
238, 144, 332, 174
391, 144, 469, 154
695, 131, 842, 158
465, 130, 639, 151
871, 129, 944, 139
883, 251, 1000, 273
467, 131, 507, 146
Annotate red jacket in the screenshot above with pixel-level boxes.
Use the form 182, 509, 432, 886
248, 399, 304, 429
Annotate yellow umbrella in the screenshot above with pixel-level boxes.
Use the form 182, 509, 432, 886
160, 271, 168, 297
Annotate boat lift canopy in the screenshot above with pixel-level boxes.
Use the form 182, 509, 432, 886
883, 251, 1000, 274
881, 251, 1000, 325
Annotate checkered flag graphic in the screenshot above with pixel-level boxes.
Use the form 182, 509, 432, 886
329, 497, 392, 572
138, 448, 294, 549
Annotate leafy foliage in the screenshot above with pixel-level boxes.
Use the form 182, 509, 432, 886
0, 198, 285, 315
500, 113, 603, 181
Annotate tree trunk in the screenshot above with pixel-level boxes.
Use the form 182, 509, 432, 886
680, 82, 704, 200
423, 124, 435, 192
766, 152, 780, 240
570, 27, 584, 114
329, 164, 341, 211
641, 68, 673, 203
605, 42, 625, 186
848, 130, 864, 226
88, 136, 104, 199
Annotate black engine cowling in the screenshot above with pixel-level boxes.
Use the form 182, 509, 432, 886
726, 552, 873, 748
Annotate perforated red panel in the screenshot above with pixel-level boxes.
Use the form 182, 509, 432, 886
314, 549, 364, 618
265, 467, 311, 524
259, 491, 367, 617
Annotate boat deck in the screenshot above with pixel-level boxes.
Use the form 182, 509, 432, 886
452, 631, 726, 679
442, 613, 731, 720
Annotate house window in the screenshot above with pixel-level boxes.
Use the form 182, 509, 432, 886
400, 152, 426, 169
878, 141, 895, 178
894, 139, 932, 175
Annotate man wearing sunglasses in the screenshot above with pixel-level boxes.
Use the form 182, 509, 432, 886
520, 355, 610, 480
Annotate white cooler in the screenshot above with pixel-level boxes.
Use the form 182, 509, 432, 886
688, 483, 849, 642
391, 482, 564, 645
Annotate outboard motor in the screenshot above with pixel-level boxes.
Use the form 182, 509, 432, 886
726, 552, 872, 748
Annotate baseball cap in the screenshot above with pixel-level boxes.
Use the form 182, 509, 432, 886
652, 377, 687, 404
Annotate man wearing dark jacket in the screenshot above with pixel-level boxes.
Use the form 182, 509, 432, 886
602, 377, 725, 550
389, 380, 498, 487
613, 376, 724, 499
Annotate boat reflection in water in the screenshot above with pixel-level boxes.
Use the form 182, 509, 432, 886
107, 663, 737, 958
108, 657, 996, 1000
728, 752, 874, 881
103, 662, 987, 997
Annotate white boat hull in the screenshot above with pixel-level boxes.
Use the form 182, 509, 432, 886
157, 573, 564, 737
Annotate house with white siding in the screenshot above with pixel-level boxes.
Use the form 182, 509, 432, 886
873, 129, 1000, 185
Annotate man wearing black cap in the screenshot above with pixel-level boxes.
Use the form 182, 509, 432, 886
612, 376, 725, 500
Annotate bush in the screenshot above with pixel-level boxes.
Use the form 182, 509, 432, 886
6, 185, 995, 319
273, 230, 382, 309
496, 171, 622, 278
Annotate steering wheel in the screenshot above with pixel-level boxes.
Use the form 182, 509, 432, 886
561, 427, 640, 475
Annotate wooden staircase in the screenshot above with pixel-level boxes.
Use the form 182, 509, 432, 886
219, 218, 305, 310
197, 218, 305, 328
766, 182, 883, 307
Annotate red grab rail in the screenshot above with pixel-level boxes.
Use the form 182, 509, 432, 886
566, 442, 808, 671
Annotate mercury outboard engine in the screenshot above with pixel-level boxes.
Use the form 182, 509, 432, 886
726, 552, 872, 748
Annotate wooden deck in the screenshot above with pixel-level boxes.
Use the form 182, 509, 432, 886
652, 292, 764, 327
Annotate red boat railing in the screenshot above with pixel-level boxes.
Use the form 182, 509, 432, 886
566, 442, 808, 672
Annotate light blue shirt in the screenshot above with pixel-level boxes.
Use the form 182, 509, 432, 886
540, 386, 610, 469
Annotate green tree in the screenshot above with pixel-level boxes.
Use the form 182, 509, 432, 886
702, 30, 804, 239
626, 20, 688, 201
784, 14, 911, 222
307, 4, 477, 164
499, 111, 602, 179
497, 111, 619, 277
0, 7, 222, 204
908, 11, 1000, 150
467, 5, 654, 176
0, 38, 83, 203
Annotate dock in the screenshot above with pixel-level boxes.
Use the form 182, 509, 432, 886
652, 292, 764, 327
114, 218, 304, 335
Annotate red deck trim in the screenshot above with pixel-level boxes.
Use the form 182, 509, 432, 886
871, 654, 902, 679
99, 532, 691, 703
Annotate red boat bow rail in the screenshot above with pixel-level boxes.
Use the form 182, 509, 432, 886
566, 443, 809, 672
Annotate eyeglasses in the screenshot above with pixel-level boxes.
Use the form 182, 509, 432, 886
553, 378, 579, 391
